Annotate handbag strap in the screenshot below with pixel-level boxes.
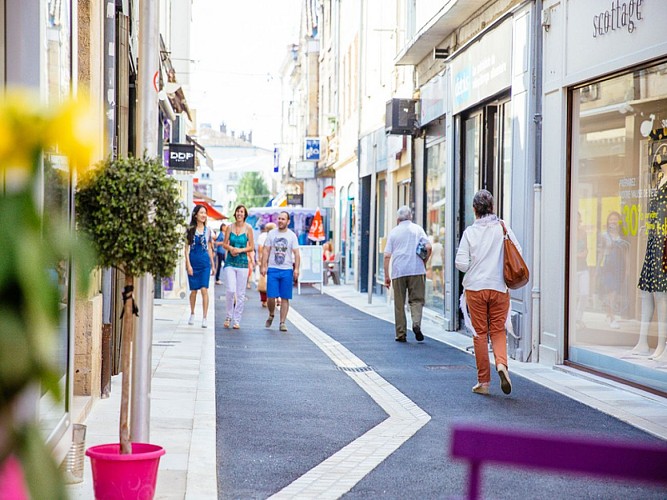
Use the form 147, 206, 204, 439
499, 220, 509, 239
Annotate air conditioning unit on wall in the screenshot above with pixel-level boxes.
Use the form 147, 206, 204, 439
385, 98, 418, 135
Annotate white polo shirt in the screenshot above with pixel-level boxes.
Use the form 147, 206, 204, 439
384, 220, 428, 279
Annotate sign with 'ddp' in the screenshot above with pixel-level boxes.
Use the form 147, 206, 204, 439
168, 143, 196, 171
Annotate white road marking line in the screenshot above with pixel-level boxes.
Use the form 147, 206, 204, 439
268, 309, 431, 500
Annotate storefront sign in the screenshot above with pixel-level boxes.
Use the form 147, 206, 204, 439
451, 19, 512, 114
420, 71, 449, 125
168, 143, 195, 171
359, 128, 389, 177
593, 0, 644, 38
566, 0, 660, 80
287, 193, 303, 206
294, 161, 315, 179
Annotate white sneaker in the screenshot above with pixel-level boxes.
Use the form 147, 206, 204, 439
188, 314, 195, 325
202, 318, 208, 328
610, 320, 620, 329
472, 382, 490, 395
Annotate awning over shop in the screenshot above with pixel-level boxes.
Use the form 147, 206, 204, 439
194, 201, 226, 220
187, 134, 214, 171
193, 190, 216, 204
160, 35, 192, 122
394, 0, 488, 65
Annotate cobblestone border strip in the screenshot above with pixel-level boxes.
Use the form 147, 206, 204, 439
269, 309, 431, 499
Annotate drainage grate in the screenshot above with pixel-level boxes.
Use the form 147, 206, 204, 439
337, 365, 374, 373
153, 340, 181, 346
424, 364, 472, 371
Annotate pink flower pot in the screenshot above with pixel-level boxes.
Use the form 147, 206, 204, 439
0, 456, 29, 500
85, 443, 165, 500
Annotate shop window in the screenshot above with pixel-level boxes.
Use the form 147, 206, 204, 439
569, 61, 667, 393
376, 178, 387, 282
426, 140, 446, 313
41, 0, 73, 447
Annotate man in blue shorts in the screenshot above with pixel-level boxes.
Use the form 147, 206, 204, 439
260, 211, 300, 332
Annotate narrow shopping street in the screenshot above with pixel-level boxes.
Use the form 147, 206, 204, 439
215, 285, 667, 499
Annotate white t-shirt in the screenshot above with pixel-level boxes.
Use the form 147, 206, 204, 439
257, 231, 268, 248
265, 228, 299, 270
384, 220, 428, 279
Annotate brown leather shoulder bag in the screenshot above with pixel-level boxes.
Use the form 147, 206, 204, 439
499, 220, 529, 289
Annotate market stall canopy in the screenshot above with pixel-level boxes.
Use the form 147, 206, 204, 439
248, 207, 319, 218
194, 201, 226, 220
248, 207, 324, 245
193, 190, 216, 204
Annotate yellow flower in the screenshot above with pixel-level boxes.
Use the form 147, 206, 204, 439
0, 88, 99, 178
46, 92, 100, 175
0, 90, 48, 172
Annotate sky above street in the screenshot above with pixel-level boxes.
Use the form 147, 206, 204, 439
190, 0, 302, 150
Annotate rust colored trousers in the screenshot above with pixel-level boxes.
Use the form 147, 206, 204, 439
465, 289, 510, 384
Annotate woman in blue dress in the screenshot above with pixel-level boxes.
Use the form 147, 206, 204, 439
185, 205, 215, 328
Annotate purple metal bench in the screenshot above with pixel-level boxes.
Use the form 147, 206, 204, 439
450, 424, 667, 500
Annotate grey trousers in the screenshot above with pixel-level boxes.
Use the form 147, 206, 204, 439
391, 274, 425, 339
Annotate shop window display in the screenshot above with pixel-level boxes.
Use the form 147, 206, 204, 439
570, 61, 667, 392
425, 140, 446, 313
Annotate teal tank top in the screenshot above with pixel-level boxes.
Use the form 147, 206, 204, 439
226, 231, 249, 268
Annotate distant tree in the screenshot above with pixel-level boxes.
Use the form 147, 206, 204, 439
236, 171, 271, 208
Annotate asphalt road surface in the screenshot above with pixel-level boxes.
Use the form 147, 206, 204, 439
215, 284, 667, 499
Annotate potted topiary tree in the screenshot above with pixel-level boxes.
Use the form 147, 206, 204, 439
75, 154, 185, 498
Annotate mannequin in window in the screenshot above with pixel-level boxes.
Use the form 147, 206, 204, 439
597, 211, 629, 329
635, 142, 667, 359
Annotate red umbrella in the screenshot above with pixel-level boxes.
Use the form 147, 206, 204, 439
307, 208, 325, 242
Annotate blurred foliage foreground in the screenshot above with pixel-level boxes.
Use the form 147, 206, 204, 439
0, 90, 96, 499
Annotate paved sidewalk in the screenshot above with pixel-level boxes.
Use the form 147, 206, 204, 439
322, 284, 667, 440
67, 297, 217, 500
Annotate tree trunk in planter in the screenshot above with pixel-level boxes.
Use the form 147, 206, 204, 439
120, 275, 135, 455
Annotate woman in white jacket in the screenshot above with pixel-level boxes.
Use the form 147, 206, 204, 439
455, 189, 523, 396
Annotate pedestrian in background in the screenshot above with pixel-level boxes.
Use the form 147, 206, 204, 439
222, 204, 254, 329
261, 211, 300, 332
383, 205, 431, 343
455, 189, 519, 396
256, 222, 276, 307
214, 222, 227, 285
185, 205, 215, 328
247, 249, 256, 290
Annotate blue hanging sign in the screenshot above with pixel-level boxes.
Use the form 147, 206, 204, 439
304, 137, 321, 161
273, 147, 280, 173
